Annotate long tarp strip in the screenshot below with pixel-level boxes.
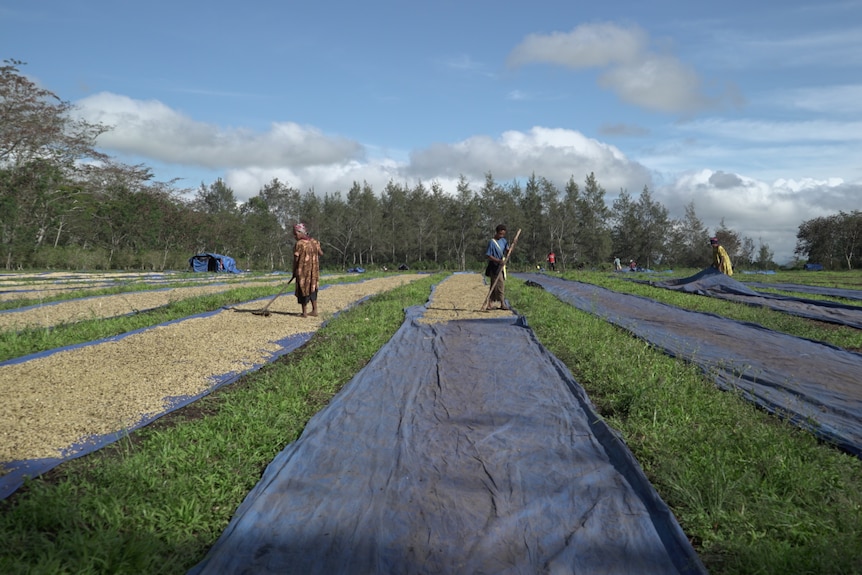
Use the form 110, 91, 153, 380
744, 282, 862, 302
641, 268, 862, 329
519, 273, 862, 457
190, 305, 705, 575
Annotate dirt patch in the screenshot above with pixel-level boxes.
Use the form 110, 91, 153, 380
0, 275, 424, 469
420, 273, 513, 324
0, 278, 290, 330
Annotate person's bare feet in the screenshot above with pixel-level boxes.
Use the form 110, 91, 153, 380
300, 313, 308, 318
309, 311, 318, 317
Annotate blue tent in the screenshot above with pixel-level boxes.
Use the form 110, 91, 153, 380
804, 263, 824, 271
188, 253, 241, 273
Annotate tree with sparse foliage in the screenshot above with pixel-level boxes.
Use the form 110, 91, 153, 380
0, 60, 112, 269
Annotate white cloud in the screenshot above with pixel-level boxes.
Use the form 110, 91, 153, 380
658, 169, 862, 263
507, 22, 730, 114
599, 54, 711, 114
221, 159, 405, 203
406, 127, 652, 192
740, 27, 862, 68
679, 117, 862, 143
74, 92, 364, 170
599, 123, 650, 137
776, 84, 862, 115
508, 22, 646, 68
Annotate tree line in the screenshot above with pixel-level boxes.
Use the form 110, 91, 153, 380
3, 59, 856, 272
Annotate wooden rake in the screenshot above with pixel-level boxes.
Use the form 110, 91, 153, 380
229, 276, 294, 317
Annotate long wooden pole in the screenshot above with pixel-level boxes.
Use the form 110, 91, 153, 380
481, 228, 521, 311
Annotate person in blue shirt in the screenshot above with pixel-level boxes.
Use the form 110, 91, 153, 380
485, 224, 510, 310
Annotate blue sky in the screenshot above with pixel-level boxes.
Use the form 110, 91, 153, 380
3, 0, 861, 263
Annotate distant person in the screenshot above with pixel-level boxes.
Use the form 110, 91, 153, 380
547, 251, 556, 271
710, 237, 733, 276
629, 259, 637, 271
613, 257, 622, 271
292, 222, 324, 317
485, 224, 510, 310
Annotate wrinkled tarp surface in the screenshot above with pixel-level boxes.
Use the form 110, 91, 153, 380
648, 268, 862, 329
743, 282, 862, 302
190, 306, 705, 575
517, 273, 862, 457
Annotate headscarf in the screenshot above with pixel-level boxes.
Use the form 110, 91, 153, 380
294, 222, 307, 235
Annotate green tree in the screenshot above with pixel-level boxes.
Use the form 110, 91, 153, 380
796, 210, 862, 270
381, 180, 409, 265
239, 195, 282, 271
671, 201, 709, 267
347, 181, 379, 266
192, 178, 237, 214
259, 178, 301, 232
0, 60, 110, 268
426, 181, 449, 264
575, 172, 612, 265
755, 238, 775, 270
320, 191, 356, 270
479, 172, 519, 238
540, 177, 564, 266
449, 175, 481, 271
611, 189, 639, 264
408, 181, 436, 265
636, 185, 670, 269
557, 177, 581, 269
0, 60, 108, 169
520, 173, 545, 266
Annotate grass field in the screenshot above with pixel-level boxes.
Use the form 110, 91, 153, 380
1, 269, 861, 574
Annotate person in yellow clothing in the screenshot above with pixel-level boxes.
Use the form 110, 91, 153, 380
710, 237, 733, 276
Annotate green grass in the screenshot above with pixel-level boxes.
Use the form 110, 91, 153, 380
2, 270, 861, 574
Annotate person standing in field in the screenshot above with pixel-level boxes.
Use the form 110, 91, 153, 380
613, 256, 622, 271
547, 250, 556, 271
292, 222, 324, 317
710, 236, 733, 276
485, 224, 510, 310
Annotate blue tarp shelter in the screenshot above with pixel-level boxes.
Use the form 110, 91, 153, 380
188, 253, 241, 273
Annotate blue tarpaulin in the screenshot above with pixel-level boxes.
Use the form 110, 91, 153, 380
190, 305, 705, 574
743, 282, 862, 302
189, 253, 241, 273
647, 268, 862, 329
518, 273, 862, 458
